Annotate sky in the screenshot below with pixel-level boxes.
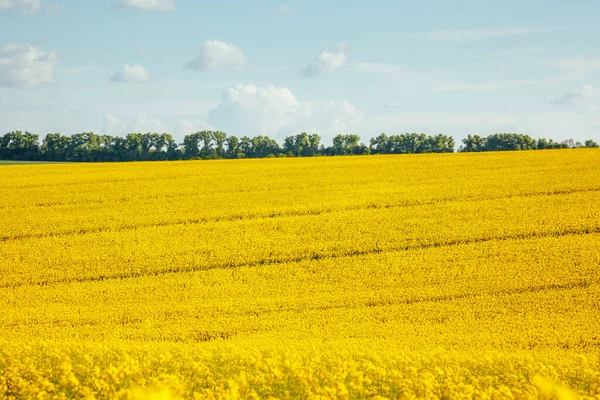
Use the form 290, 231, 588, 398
1, 0, 599, 144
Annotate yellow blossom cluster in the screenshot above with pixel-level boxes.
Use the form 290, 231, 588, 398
2, 342, 599, 399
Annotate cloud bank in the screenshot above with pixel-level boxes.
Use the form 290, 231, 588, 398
110, 64, 150, 83
303, 44, 347, 77
103, 113, 169, 134
553, 84, 599, 105
0, 0, 41, 13
0, 43, 57, 88
185, 40, 246, 71
207, 83, 364, 138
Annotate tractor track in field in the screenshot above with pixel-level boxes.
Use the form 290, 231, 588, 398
1, 225, 599, 290
228, 279, 597, 318
0, 279, 595, 331
1, 186, 599, 243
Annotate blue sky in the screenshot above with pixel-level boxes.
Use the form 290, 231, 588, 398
1, 0, 599, 144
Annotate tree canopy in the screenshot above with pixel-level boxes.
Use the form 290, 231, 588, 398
0, 130, 597, 162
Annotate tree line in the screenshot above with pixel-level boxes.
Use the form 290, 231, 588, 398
460, 133, 599, 152
0, 130, 597, 162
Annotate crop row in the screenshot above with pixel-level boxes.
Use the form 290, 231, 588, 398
1, 190, 599, 287
1, 233, 598, 347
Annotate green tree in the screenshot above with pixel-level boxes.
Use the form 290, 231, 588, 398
226, 136, 241, 159
123, 133, 144, 161
460, 134, 486, 152
428, 134, 455, 153
240, 136, 252, 158
182, 132, 201, 159
369, 134, 389, 154
329, 134, 361, 155
198, 131, 214, 158
212, 131, 227, 158
307, 134, 321, 156
42, 133, 69, 161
585, 139, 599, 148
0, 131, 39, 160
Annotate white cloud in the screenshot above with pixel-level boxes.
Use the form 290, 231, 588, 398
102, 113, 169, 134
0, 0, 41, 13
0, 43, 57, 88
208, 84, 298, 137
185, 40, 246, 71
553, 85, 600, 105
118, 0, 175, 11
207, 83, 364, 139
205, 85, 599, 143
426, 26, 559, 42
129, 114, 169, 132
303, 45, 347, 77
291, 99, 364, 136
109, 64, 150, 83
178, 119, 214, 135
103, 113, 126, 135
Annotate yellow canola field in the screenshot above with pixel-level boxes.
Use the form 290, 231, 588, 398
1, 150, 600, 399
